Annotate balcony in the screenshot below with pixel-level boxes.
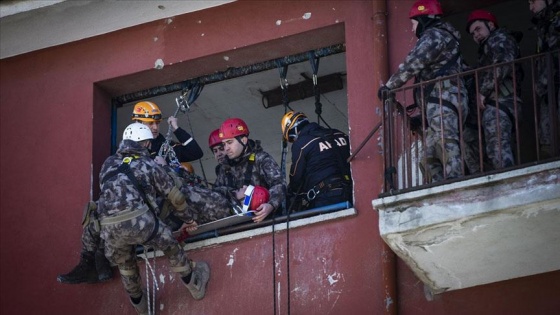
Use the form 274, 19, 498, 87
372, 51, 560, 294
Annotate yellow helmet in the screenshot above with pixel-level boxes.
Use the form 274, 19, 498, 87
131, 101, 162, 122
281, 111, 308, 142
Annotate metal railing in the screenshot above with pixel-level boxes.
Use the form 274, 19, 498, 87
381, 50, 560, 195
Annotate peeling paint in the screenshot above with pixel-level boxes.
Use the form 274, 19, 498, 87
154, 59, 164, 69
159, 303, 164, 311
302, 12, 311, 19
276, 20, 282, 26
153, 36, 158, 42
165, 18, 173, 24
327, 272, 341, 285
159, 273, 165, 284
384, 296, 393, 310
201, 33, 205, 37
223, 56, 229, 61
226, 248, 239, 267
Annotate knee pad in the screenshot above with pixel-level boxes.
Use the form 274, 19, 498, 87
118, 264, 139, 277
168, 186, 187, 212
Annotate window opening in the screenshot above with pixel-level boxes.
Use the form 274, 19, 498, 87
113, 45, 352, 242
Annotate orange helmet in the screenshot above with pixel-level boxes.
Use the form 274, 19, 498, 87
466, 9, 498, 32
281, 111, 308, 142
131, 101, 162, 122
409, 0, 443, 19
208, 129, 222, 148
219, 118, 249, 139
242, 185, 270, 212
180, 162, 195, 174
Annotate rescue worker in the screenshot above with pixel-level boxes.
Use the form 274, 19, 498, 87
98, 122, 209, 314
377, 0, 469, 182
208, 128, 226, 176
281, 111, 352, 211
57, 101, 204, 285
214, 118, 285, 223
529, 0, 560, 157
131, 101, 203, 163
465, 10, 523, 171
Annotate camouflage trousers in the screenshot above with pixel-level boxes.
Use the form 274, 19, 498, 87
463, 102, 517, 173
422, 96, 468, 182
177, 185, 233, 225
482, 105, 515, 169
100, 211, 191, 299
462, 121, 482, 175
81, 221, 102, 253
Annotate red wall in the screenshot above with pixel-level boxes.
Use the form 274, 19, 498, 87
1, 1, 558, 314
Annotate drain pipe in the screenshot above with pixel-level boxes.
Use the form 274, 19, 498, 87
372, 1, 397, 314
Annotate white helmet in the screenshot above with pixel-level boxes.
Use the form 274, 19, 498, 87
123, 123, 153, 142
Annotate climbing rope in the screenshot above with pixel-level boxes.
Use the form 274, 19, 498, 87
276, 59, 293, 315
142, 247, 160, 315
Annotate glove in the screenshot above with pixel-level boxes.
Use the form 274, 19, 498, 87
377, 85, 390, 101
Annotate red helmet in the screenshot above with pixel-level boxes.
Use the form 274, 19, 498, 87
208, 129, 222, 148
409, 0, 443, 19
244, 185, 270, 211
466, 9, 498, 32
219, 118, 249, 139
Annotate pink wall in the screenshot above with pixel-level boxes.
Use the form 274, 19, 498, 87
0, 1, 384, 314
1, 0, 558, 314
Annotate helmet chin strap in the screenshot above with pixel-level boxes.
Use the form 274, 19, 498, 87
235, 135, 248, 150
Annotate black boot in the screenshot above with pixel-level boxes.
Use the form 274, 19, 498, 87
57, 251, 99, 284
95, 249, 113, 282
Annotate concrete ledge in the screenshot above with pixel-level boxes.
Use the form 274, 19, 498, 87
373, 161, 560, 293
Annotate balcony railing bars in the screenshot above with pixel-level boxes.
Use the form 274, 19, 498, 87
381, 50, 560, 195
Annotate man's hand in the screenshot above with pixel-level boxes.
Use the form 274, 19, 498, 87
168, 116, 179, 131
252, 203, 273, 223
181, 220, 198, 233
377, 85, 390, 101
478, 94, 486, 110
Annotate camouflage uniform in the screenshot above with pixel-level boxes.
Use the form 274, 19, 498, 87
97, 139, 193, 300
214, 140, 285, 213
464, 28, 523, 172
162, 167, 234, 225
385, 20, 469, 182
533, 1, 560, 155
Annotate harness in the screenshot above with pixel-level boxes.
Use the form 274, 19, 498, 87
301, 128, 351, 202
414, 26, 462, 119
99, 156, 160, 244
225, 152, 256, 187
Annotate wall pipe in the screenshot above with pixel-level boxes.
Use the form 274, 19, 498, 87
372, 1, 398, 314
